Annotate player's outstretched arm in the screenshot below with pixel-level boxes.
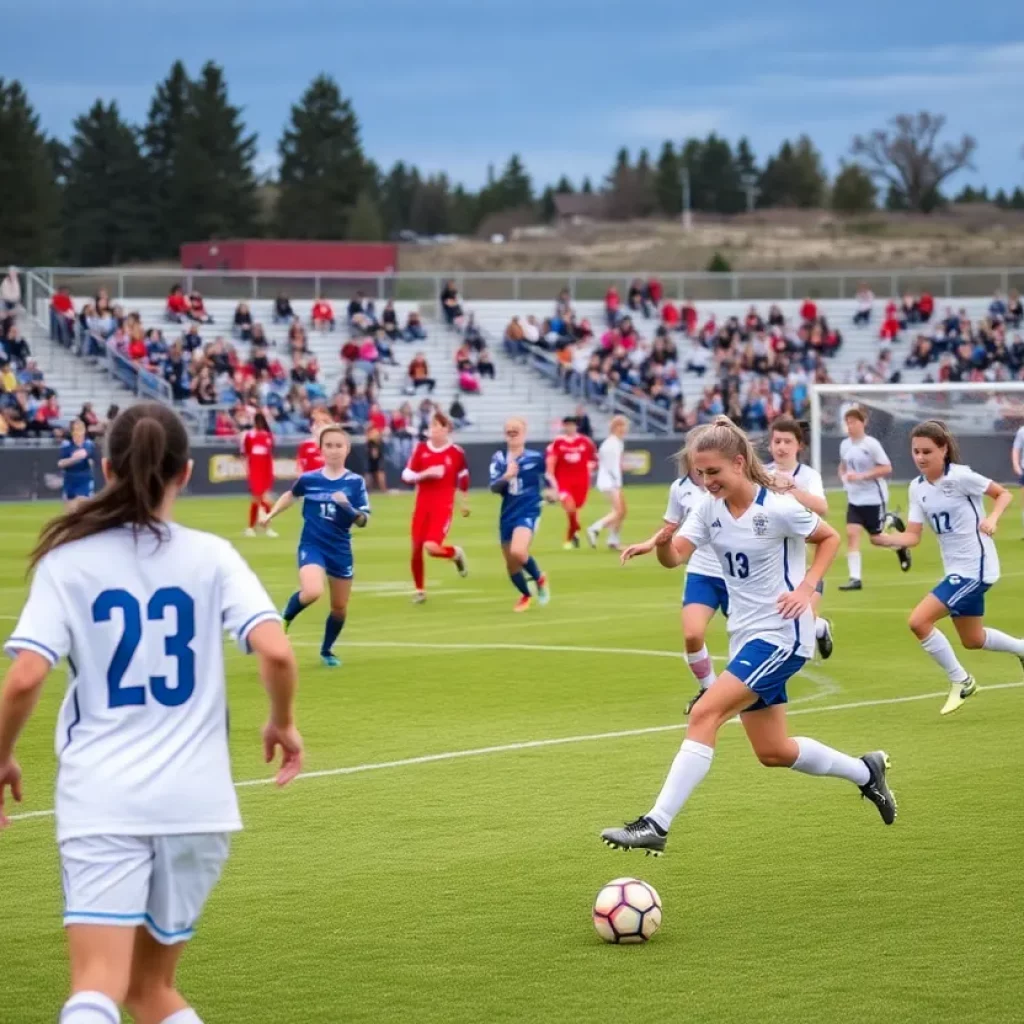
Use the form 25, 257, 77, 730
248, 620, 303, 787
871, 522, 923, 549
262, 490, 296, 525
0, 651, 50, 828
980, 481, 1012, 536
621, 520, 680, 564
654, 527, 694, 569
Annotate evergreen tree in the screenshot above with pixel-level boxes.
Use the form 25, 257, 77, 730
409, 174, 454, 235
759, 136, 827, 208
735, 136, 758, 180
554, 174, 574, 194
606, 147, 635, 219
347, 190, 384, 240
142, 61, 191, 255
540, 186, 557, 223
478, 154, 533, 219
654, 140, 680, 216
830, 162, 877, 214
1010, 187, 1024, 211
0, 79, 59, 265
379, 161, 419, 234
994, 188, 1009, 209
61, 101, 152, 265
581, 176, 594, 194
633, 148, 657, 217
171, 62, 259, 244
449, 184, 477, 235
276, 74, 369, 239
696, 134, 742, 214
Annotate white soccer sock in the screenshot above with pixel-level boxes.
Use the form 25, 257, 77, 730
847, 552, 862, 580
921, 629, 969, 683
161, 1009, 204, 1024
791, 737, 870, 786
588, 519, 605, 535
647, 738, 714, 831
685, 646, 716, 689
814, 617, 828, 639
60, 992, 120, 1024
608, 530, 620, 545
982, 628, 1024, 656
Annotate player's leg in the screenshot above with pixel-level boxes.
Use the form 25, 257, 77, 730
839, 516, 863, 590
60, 835, 154, 1022
258, 492, 277, 537
586, 489, 614, 547
515, 526, 549, 604
605, 489, 626, 548
908, 590, 975, 714
125, 935, 196, 1024
680, 576, 721, 712
321, 576, 353, 666
810, 583, 833, 658
245, 489, 261, 537
282, 562, 326, 630
502, 539, 532, 610
423, 506, 465, 580
559, 491, 578, 549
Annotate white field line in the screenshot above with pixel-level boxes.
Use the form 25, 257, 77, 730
8, 681, 1021, 825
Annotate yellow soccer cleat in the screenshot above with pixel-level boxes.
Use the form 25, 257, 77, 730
940, 676, 977, 716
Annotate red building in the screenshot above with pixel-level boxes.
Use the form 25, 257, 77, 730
180, 240, 398, 274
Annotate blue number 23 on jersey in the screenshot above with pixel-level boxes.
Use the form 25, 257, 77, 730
92, 587, 196, 708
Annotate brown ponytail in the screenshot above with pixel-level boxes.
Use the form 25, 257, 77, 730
911, 419, 961, 467
685, 415, 775, 488
30, 403, 190, 570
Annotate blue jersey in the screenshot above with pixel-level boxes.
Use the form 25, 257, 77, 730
490, 447, 547, 526
291, 469, 371, 558
60, 440, 97, 480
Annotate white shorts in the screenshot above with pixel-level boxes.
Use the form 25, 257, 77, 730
61, 833, 230, 944
597, 473, 622, 494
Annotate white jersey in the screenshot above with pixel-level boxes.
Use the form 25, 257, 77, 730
597, 435, 624, 490
664, 476, 724, 579
679, 488, 820, 659
908, 464, 999, 584
765, 461, 826, 502
840, 436, 891, 507
5, 524, 280, 843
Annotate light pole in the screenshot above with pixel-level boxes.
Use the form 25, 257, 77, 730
680, 166, 692, 231
741, 172, 761, 213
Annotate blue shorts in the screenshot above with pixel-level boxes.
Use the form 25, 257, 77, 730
62, 477, 95, 500
726, 639, 807, 712
683, 573, 729, 614
500, 514, 539, 545
298, 544, 353, 580
932, 575, 991, 618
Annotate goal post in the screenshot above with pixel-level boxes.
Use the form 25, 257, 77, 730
809, 382, 1024, 485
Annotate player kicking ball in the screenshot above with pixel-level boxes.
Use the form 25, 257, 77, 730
489, 417, 551, 612
546, 416, 597, 550
402, 411, 470, 604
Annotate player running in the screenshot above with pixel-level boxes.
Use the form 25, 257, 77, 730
0, 402, 301, 1024
871, 420, 1022, 716
838, 406, 909, 590
765, 416, 833, 659
295, 407, 332, 475
546, 416, 597, 549
1011, 423, 1024, 537
588, 415, 629, 550
621, 452, 727, 715
601, 416, 896, 857
57, 419, 98, 511
402, 411, 470, 604
242, 411, 277, 538
489, 417, 551, 612
262, 426, 371, 668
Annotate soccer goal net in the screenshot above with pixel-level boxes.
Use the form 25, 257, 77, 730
809, 383, 1024, 486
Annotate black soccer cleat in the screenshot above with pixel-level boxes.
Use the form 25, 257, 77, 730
838, 578, 863, 591
897, 547, 912, 572
885, 511, 907, 532
685, 688, 706, 715
600, 816, 667, 856
859, 751, 897, 825
816, 618, 834, 660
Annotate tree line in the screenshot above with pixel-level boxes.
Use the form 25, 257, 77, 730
0, 63, 1021, 267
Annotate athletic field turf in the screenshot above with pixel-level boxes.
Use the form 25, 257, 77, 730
2, 486, 1023, 1023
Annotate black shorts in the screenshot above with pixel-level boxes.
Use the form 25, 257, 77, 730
846, 503, 885, 535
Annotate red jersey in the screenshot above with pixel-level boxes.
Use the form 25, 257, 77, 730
296, 437, 324, 474
405, 442, 469, 510
242, 429, 275, 494
547, 435, 597, 487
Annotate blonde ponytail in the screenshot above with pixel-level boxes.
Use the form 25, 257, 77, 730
685, 416, 774, 488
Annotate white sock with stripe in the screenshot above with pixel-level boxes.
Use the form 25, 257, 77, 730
814, 617, 828, 639
982, 628, 1024, 656
847, 552, 862, 580
791, 737, 870, 785
685, 646, 716, 689
920, 629, 969, 683
647, 738, 714, 831
60, 992, 120, 1024
161, 1009, 204, 1024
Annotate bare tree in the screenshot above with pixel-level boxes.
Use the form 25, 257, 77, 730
851, 112, 976, 213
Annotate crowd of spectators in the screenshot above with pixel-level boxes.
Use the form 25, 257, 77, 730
504, 286, 839, 432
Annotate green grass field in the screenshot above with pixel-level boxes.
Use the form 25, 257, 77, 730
3, 485, 1024, 1024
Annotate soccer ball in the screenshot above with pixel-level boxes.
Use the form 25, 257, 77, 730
592, 877, 662, 944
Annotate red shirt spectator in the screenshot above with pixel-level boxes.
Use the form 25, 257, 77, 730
36, 396, 60, 425
127, 335, 147, 362
391, 411, 408, 433
312, 299, 334, 327
918, 293, 935, 320
189, 292, 209, 319
369, 404, 388, 433
661, 302, 680, 327
166, 285, 190, 318
682, 303, 698, 334
880, 313, 901, 341
214, 411, 236, 437
799, 298, 818, 323
646, 278, 663, 305
605, 287, 620, 314
884, 300, 898, 319
52, 289, 75, 317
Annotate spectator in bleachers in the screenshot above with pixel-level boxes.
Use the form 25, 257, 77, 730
78, 402, 104, 439
850, 283, 873, 325
312, 296, 335, 332
448, 395, 469, 430
4, 321, 30, 367
440, 280, 465, 329
82, 303, 115, 357
458, 364, 480, 393
233, 302, 253, 341
879, 307, 902, 343
2, 268, 21, 313
164, 343, 189, 401
476, 346, 495, 380
455, 340, 474, 373
604, 285, 620, 327
188, 290, 213, 324
661, 301, 680, 329
94, 289, 113, 317
627, 278, 649, 318
373, 327, 397, 366
126, 321, 147, 363
381, 300, 400, 341
181, 322, 204, 355
405, 353, 435, 395
989, 291, 1008, 321
34, 393, 61, 434
646, 277, 663, 309
556, 289, 573, 319
405, 309, 427, 341
918, 292, 935, 322
51, 286, 76, 345
1008, 290, 1023, 328
463, 313, 484, 352
145, 328, 168, 365
799, 297, 818, 323
191, 366, 217, 405
166, 284, 190, 323
415, 398, 436, 441
3, 399, 29, 439
355, 335, 382, 387
274, 293, 296, 323
347, 292, 375, 333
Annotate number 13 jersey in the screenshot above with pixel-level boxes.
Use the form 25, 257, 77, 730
679, 488, 820, 660
5, 525, 280, 842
